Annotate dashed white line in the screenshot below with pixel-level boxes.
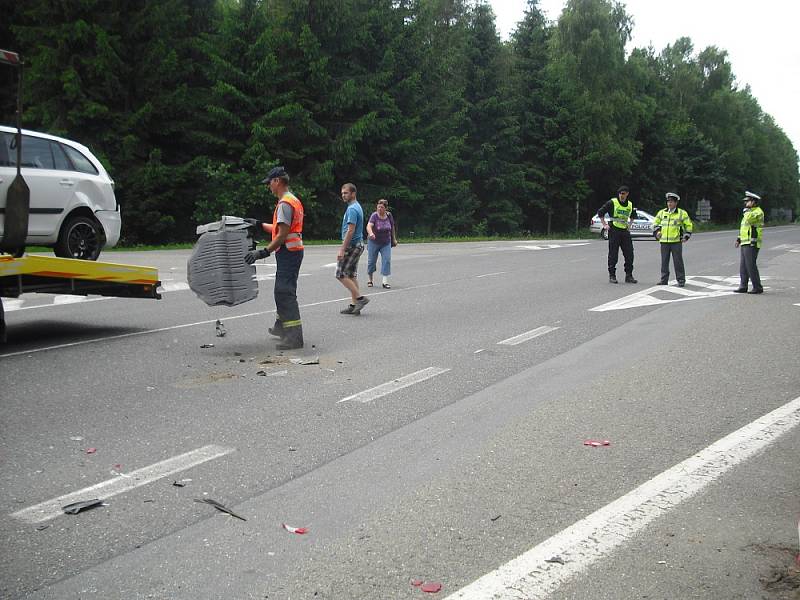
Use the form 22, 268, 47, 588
444, 394, 800, 600
497, 326, 559, 346
338, 367, 450, 403
10, 444, 235, 524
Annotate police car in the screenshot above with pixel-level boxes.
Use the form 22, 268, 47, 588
589, 209, 656, 240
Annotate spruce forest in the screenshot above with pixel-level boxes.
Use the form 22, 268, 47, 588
2, 0, 798, 244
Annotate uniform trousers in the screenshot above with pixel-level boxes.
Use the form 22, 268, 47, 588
608, 227, 634, 276
739, 245, 762, 291
273, 247, 303, 340
659, 242, 685, 284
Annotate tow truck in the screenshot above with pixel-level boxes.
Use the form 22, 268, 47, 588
0, 49, 160, 343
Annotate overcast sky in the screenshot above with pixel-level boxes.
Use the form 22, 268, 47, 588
490, 0, 800, 164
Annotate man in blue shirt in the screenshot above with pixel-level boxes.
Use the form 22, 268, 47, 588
337, 182, 370, 314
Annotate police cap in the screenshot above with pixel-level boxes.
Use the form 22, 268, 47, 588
666, 192, 680, 202
743, 191, 761, 203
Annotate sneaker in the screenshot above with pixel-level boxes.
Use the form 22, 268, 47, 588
609, 275, 618, 284
352, 296, 370, 315
340, 304, 356, 314
625, 275, 637, 283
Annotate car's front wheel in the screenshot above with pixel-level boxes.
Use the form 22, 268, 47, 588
54, 216, 103, 260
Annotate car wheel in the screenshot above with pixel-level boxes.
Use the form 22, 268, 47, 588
601, 228, 609, 241
54, 216, 103, 261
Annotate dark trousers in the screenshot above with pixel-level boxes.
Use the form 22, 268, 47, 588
659, 242, 685, 284
274, 247, 303, 341
739, 245, 762, 291
608, 228, 634, 276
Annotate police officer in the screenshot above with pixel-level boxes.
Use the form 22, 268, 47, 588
734, 191, 764, 294
245, 166, 305, 349
653, 192, 693, 287
598, 186, 638, 284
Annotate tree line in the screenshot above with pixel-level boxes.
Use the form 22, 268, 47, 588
3, 0, 798, 244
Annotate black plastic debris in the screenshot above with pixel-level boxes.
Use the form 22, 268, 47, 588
490, 514, 502, 522
35, 524, 50, 531
200, 343, 215, 349
545, 556, 565, 565
172, 481, 186, 487
194, 498, 246, 521
62, 499, 104, 514
215, 319, 227, 337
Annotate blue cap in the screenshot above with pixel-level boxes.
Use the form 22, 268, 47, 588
262, 166, 288, 183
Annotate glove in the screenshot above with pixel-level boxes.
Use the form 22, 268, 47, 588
683, 233, 691, 241
244, 248, 270, 264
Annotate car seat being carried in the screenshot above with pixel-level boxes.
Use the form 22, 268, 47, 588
188, 215, 259, 307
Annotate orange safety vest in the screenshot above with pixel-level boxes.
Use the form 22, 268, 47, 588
272, 192, 304, 251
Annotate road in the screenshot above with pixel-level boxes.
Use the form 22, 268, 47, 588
1, 227, 799, 600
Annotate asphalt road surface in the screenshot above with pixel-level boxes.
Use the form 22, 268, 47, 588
2, 226, 799, 600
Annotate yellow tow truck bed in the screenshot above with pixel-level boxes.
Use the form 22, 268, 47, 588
0, 254, 161, 299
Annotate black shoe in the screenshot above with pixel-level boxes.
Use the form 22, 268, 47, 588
625, 275, 637, 283
609, 275, 618, 284
677, 282, 685, 287
733, 288, 748, 293
748, 288, 763, 294
340, 304, 356, 314
268, 327, 283, 338
657, 281, 668, 285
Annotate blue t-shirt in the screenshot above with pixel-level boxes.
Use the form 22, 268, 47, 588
341, 200, 364, 245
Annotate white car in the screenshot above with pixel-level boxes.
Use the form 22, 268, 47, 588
589, 209, 656, 240
0, 125, 120, 260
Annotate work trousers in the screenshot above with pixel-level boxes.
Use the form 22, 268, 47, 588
739, 245, 762, 291
659, 242, 685, 284
608, 228, 634, 276
273, 247, 303, 340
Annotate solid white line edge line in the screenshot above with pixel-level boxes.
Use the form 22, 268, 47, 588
444, 394, 800, 600
339, 367, 450, 403
10, 444, 235, 524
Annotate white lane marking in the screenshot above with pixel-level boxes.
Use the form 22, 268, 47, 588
445, 394, 800, 600
589, 275, 743, 312
338, 367, 450, 403
497, 326, 559, 346
476, 271, 506, 278
10, 445, 235, 524
0, 281, 443, 359
516, 243, 590, 250
323, 262, 338, 268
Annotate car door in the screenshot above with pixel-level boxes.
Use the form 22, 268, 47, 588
11, 133, 73, 241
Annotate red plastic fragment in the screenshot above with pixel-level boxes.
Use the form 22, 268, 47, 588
113, 464, 122, 470
795, 553, 800, 567
421, 582, 442, 593
411, 579, 423, 587
86, 448, 97, 454
281, 523, 308, 534
583, 440, 610, 447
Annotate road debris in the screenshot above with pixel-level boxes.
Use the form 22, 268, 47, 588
35, 524, 51, 531
268, 370, 288, 377
290, 356, 319, 365
194, 498, 246, 521
172, 481, 186, 487
200, 343, 215, 349
583, 439, 611, 447
215, 319, 227, 337
62, 499, 104, 514
282, 523, 308, 534
545, 556, 565, 565
69, 436, 84, 442
490, 514, 502, 522
85, 447, 97, 454
256, 370, 267, 376
421, 582, 442, 593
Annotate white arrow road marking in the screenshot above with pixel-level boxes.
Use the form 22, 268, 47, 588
498, 326, 559, 346
444, 394, 800, 600
516, 243, 590, 250
338, 367, 450, 403
10, 444, 235, 524
589, 276, 747, 312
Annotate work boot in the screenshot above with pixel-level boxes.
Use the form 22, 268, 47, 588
748, 288, 763, 294
609, 274, 618, 284
625, 275, 637, 283
657, 280, 668, 285
733, 288, 748, 293
352, 295, 370, 315
276, 326, 303, 350
268, 320, 284, 338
